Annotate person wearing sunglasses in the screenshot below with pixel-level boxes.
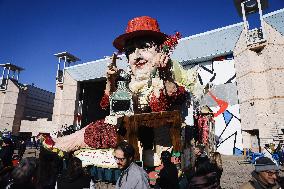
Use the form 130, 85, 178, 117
114, 141, 150, 189
240, 156, 281, 189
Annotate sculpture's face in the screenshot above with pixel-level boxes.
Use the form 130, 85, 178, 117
125, 38, 159, 81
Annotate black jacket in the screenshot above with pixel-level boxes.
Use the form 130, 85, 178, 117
188, 172, 220, 189
0, 146, 14, 167
156, 163, 179, 189
187, 156, 221, 189
57, 174, 91, 189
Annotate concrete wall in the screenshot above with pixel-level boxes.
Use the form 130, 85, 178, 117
21, 71, 79, 136
0, 79, 56, 134
0, 79, 26, 133
52, 71, 80, 129
234, 21, 284, 149
21, 118, 57, 137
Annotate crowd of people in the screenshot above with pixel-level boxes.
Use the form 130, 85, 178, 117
1, 137, 284, 189
180, 144, 223, 189
0, 138, 88, 189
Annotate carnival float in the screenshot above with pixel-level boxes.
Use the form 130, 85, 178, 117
40, 16, 218, 184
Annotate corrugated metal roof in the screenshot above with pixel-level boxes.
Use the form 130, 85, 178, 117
66, 55, 128, 81
171, 22, 244, 65
263, 8, 284, 36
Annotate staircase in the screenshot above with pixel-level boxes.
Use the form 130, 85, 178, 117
260, 125, 284, 147
270, 126, 284, 142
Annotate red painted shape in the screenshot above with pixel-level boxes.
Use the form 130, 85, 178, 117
208, 91, 228, 117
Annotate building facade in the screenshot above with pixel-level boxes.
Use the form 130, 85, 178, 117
0, 63, 55, 134
234, 9, 284, 150
23, 85, 55, 120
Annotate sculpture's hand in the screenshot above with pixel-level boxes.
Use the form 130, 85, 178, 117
105, 53, 119, 95
106, 64, 118, 82
152, 53, 177, 96
164, 81, 177, 96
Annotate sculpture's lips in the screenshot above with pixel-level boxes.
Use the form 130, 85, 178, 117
135, 61, 147, 68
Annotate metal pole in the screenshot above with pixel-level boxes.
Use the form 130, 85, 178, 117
257, 0, 266, 40
57, 62, 60, 70
7, 68, 10, 79
57, 57, 61, 80
2, 67, 6, 79
62, 56, 67, 83
17, 71, 20, 81
64, 56, 67, 69
241, 2, 250, 45
241, 2, 249, 31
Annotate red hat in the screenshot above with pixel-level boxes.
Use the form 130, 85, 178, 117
113, 16, 168, 52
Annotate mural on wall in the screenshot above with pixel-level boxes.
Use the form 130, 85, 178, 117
185, 56, 243, 155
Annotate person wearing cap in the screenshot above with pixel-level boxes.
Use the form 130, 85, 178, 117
240, 156, 281, 189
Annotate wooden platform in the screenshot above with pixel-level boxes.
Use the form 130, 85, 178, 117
120, 110, 182, 160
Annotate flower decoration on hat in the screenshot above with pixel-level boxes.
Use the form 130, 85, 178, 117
161, 32, 182, 54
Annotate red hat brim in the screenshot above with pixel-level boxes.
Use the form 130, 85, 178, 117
113, 30, 168, 52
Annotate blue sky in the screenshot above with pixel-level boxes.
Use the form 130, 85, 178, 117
0, 0, 283, 92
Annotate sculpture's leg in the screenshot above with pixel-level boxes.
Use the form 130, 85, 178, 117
53, 127, 88, 152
